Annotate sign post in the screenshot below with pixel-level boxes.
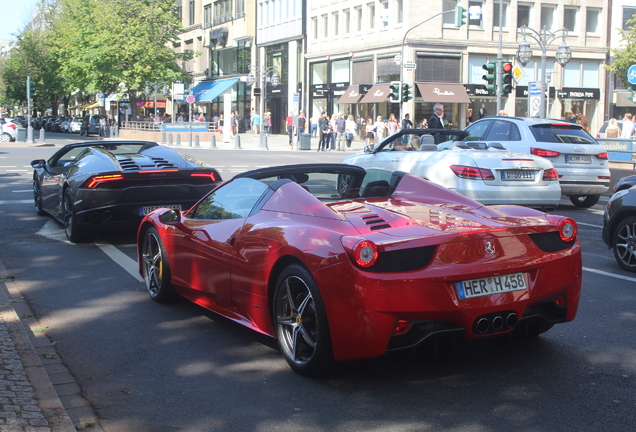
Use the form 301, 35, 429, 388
186, 94, 195, 147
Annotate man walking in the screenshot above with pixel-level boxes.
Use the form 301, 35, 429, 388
317, 112, 329, 151
401, 113, 413, 144
335, 113, 347, 151
251, 110, 260, 136
286, 111, 294, 146
428, 103, 445, 129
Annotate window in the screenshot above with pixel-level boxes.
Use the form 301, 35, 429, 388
189, 0, 195, 25
312, 17, 318, 40
486, 121, 521, 141
493, 1, 508, 28
344, 9, 351, 34
443, 0, 458, 26
356, 7, 363, 32
517, 4, 530, 27
176, 5, 182, 20
623, 7, 636, 30
464, 120, 492, 141
323, 15, 328, 38
564, 7, 577, 32
586, 8, 600, 34
468, 1, 483, 28
381, 1, 389, 30
368, 3, 376, 29
333, 12, 339, 36
192, 178, 269, 220
415, 55, 461, 82
541, 5, 554, 31
235, 0, 245, 18
204, 4, 212, 28
214, 0, 233, 25
396, 0, 403, 24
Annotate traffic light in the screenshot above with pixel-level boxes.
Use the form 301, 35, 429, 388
455, 6, 467, 27
502, 62, 514, 94
401, 83, 413, 102
389, 81, 400, 103
482, 61, 497, 96
628, 86, 636, 102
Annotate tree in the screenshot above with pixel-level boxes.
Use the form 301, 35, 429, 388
607, 14, 636, 86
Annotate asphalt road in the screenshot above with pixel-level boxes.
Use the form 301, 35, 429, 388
0, 134, 634, 431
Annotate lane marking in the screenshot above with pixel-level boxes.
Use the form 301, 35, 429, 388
0, 200, 32, 204
95, 241, 144, 282
583, 267, 636, 282
577, 222, 603, 229
12, 190, 32, 193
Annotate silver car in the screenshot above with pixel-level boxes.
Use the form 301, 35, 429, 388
461, 116, 610, 208
0, 118, 20, 142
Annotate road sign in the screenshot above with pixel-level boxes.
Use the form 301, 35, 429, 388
394, 54, 402, 65
512, 64, 525, 84
628, 65, 636, 85
186, 95, 195, 104
403, 62, 417, 70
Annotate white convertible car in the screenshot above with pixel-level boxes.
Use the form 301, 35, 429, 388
342, 129, 561, 209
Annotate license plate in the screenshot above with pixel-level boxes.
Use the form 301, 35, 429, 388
565, 155, 591, 164
501, 170, 535, 181
140, 204, 182, 216
455, 273, 527, 299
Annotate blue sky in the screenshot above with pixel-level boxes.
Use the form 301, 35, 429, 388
0, 0, 38, 41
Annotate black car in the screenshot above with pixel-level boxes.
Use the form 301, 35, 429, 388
612, 174, 636, 194
602, 186, 636, 272
31, 141, 222, 242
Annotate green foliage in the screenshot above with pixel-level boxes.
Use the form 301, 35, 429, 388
608, 14, 636, 85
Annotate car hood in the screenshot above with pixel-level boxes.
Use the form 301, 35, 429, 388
328, 199, 550, 237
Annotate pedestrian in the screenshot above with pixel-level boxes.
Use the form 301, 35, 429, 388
317, 112, 329, 151
621, 113, 634, 138
328, 114, 337, 150
365, 118, 375, 148
401, 113, 413, 144
374, 116, 386, 143
345, 114, 357, 150
177, 113, 184, 122
428, 103, 445, 129
232, 111, 241, 136
577, 114, 590, 133
297, 111, 306, 135
286, 111, 294, 145
335, 113, 347, 151
498, 109, 508, 116
605, 118, 621, 138
387, 113, 399, 136
419, 118, 428, 129
198, 113, 205, 123
266, 111, 272, 135
310, 113, 319, 138
251, 110, 260, 136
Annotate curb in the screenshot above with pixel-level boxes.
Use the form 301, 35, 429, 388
0, 258, 91, 431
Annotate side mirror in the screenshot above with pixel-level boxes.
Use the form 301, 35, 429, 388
158, 209, 181, 225
31, 159, 46, 169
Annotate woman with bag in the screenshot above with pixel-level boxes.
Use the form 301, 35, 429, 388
345, 115, 357, 150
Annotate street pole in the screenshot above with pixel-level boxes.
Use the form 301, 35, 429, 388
26, 76, 33, 144
247, 65, 279, 150
496, 0, 503, 113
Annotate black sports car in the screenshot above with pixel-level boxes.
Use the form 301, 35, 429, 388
31, 141, 222, 242
602, 186, 636, 272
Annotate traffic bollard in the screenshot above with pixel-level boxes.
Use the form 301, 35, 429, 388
176, 134, 181, 146
210, 134, 217, 149
39, 128, 45, 144
161, 132, 167, 144
234, 134, 242, 149
167, 133, 173, 146
194, 134, 200, 148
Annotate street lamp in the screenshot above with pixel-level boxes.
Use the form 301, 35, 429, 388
516, 26, 571, 118
145, 81, 169, 124
246, 65, 279, 149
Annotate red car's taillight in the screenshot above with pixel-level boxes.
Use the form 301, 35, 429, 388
352, 240, 378, 268
450, 165, 495, 181
85, 174, 124, 188
531, 148, 560, 157
558, 218, 577, 242
542, 168, 559, 181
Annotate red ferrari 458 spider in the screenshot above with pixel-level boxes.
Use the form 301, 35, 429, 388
137, 163, 582, 376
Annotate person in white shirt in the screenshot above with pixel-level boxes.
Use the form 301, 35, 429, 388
621, 113, 634, 138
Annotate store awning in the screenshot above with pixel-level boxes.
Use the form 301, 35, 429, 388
359, 84, 391, 103
192, 78, 239, 102
337, 86, 363, 104
83, 102, 99, 109
416, 83, 471, 103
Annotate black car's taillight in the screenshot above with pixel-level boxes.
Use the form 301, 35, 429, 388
84, 174, 124, 188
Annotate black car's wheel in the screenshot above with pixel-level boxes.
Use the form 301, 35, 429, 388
141, 227, 178, 302
569, 194, 600, 208
273, 264, 334, 376
33, 179, 45, 216
612, 216, 636, 272
63, 189, 90, 243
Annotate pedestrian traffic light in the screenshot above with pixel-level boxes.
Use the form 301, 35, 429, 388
502, 62, 514, 94
401, 83, 413, 102
482, 61, 497, 96
628, 86, 636, 102
389, 81, 400, 103
455, 5, 467, 27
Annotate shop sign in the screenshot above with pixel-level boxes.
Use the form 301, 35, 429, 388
515, 86, 555, 98
559, 88, 600, 100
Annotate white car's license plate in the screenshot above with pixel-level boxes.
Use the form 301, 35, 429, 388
565, 155, 591, 164
140, 204, 182, 216
455, 273, 527, 299
501, 170, 535, 181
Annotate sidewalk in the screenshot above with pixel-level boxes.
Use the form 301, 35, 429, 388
0, 259, 81, 432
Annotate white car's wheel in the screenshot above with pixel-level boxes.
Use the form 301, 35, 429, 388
0, 133, 12, 142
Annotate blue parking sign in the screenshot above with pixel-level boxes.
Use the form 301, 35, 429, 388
629, 65, 636, 85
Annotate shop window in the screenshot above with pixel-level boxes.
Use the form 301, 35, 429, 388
586, 9, 600, 34
493, 1, 508, 29
564, 7, 577, 33
623, 7, 636, 30
541, 5, 554, 31
352, 60, 373, 84
517, 4, 530, 27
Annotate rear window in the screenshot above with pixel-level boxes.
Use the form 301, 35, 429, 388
530, 124, 596, 144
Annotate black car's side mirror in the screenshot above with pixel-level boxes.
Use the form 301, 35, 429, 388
31, 159, 46, 169
158, 209, 181, 225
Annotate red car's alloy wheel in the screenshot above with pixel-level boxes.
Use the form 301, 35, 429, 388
142, 228, 177, 302
274, 265, 333, 376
